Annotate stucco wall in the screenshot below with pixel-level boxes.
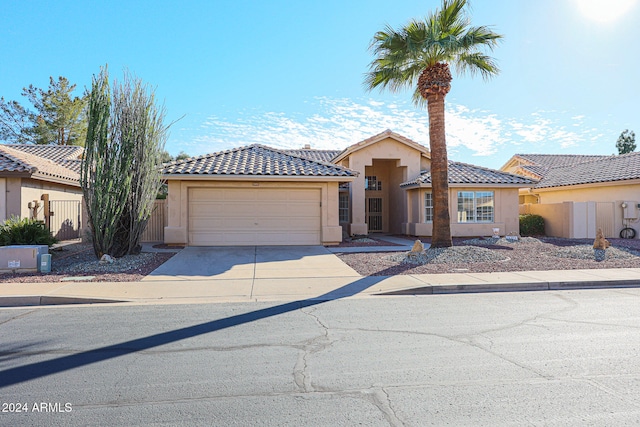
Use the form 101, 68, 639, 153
164, 179, 343, 245
522, 201, 628, 239
5, 178, 22, 219
18, 178, 83, 239
405, 187, 521, 237
521, 202, 571, 238
536, 181, 640, 205
527, 182, 640, 238
346, 136, 426, 235
19, 178, 83, 220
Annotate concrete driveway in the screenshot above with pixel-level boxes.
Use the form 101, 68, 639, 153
144, 246, 361, 281
142, 246, 364, 301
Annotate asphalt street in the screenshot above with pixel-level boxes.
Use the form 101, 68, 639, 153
2, 289, 640, 426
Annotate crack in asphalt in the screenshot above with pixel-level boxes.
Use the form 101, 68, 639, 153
0, 309, 36, 326
584, 378, 640, 409
533, 292, 640, 329
293, 307, 333, 393
371, 387, 405, 427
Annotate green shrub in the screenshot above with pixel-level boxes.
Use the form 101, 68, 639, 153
519, 214, 545, 236
0, 216, 57, 247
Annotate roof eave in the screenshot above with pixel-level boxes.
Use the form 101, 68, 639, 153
162, 174, 357, 182
402, 182, 535, 189
30, 172, 81, 187
534, 178, 640, 191
0, 171, 32, 179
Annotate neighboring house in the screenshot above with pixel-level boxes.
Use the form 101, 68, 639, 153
0, 144, 84, 240
162, 130, 535, 246
501, 152, 640, 238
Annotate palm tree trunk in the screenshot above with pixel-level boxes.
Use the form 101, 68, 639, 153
426, 93, 453, 248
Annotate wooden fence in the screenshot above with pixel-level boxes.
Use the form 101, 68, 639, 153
141, 200, 168, 242
48, 200, 82, 241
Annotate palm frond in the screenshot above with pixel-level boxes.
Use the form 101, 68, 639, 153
364, 0, 503, 105
458, 25, 503, 51
455, 51, 500, 80
439, 0, 469, 31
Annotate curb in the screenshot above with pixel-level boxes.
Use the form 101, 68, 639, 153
0, 296, 126, 308
2, 279, 640, 308
377, 279, 640, 296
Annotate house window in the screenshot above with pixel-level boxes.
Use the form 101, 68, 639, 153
424, 192, 433, 223
365, 176, 382, 191
339, 193, 349, 223
457, 191, 494, 223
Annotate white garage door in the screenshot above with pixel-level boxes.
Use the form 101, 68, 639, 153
188, 188, 321, 246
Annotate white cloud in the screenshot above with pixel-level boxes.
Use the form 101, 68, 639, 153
172, 97, 611, 168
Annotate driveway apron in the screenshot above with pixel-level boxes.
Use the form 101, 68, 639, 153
143, 246, 360, 282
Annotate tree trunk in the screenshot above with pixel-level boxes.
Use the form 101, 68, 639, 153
426, 93, 453, 248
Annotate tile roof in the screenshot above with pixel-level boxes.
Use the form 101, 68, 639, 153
5, 144, 83, 173
163, 144, 357, 177
535, 152, 640, 188
0, 145, 80, 184
401, 161, 537, 187
7, 144, 84, 162
283, 149, 341, 163
57, 159, 82, 174
511, 154, 610, 179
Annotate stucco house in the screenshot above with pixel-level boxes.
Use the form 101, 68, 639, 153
162, 130, 535, 246
501, 152, 640, 238
0, 144, 83, 239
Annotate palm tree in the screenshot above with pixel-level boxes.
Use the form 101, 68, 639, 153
365, 0, 502, 247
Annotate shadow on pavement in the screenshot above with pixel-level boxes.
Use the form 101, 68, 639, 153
0, 275, 385, 389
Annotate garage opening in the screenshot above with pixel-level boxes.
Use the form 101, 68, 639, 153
188, 187, 321, 246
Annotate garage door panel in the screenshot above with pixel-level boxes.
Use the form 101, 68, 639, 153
259, 218, 319, 229
189, 217, 258, 229
189, 232, 257, 246
190, 203, 255, 217
256, 190, 288, 201
286, 204, 320, 216
188, 188, 321, 246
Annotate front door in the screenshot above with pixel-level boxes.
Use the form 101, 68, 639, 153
366, 197, 383, 232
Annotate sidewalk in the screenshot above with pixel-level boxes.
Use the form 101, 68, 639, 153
2, 267, 640, 308
1, 237, 640, 307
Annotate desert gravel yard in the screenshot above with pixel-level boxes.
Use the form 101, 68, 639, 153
336, 237, 640, 276
0, 242, 175, 283
1, 237, 640, 282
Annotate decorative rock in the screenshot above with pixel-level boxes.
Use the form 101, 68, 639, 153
593, 228, 610, 250
594, 248, 606, 262
505, 231, 520, 242
410, 240, 424, 253
99, 254, 115, 265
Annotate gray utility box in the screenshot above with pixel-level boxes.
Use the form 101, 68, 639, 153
0, 245, 49, 272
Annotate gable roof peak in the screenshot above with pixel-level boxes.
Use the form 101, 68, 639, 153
332, 130, 430, 163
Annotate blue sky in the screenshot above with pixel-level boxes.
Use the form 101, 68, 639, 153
1, 0, 638, 169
